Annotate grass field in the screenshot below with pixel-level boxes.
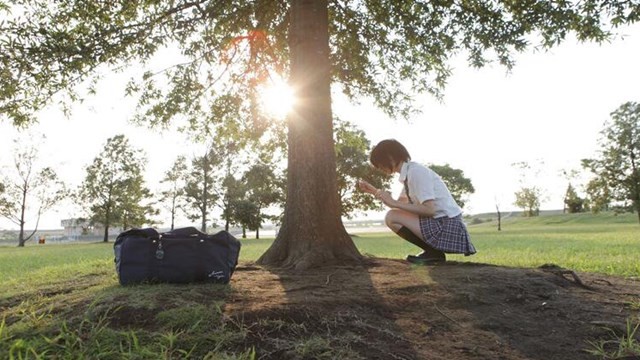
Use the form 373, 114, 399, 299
209, 211, 640, 279
1, 211, 639, 285
1, 211, 638, 359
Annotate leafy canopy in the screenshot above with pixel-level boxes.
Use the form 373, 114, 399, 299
183, 144, 222, 231
77, 134, 154, 235
334, 118, 391, 218
582, 101, 640, 222
2, 0, 637, 128
429, 164, 474, 209
514, 186, 542, 217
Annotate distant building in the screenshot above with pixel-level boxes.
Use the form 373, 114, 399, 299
60, 218, 122, 238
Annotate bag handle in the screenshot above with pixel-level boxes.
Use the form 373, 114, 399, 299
162, 226, 207, 237
115, 228, 160, 242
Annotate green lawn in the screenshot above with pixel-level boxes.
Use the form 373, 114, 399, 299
1, 211, 638, 359
2, 211, 638, 291
240, 211, 640, 278
460, 211, 640, 277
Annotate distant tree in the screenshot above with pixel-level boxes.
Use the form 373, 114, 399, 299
213, 141, 245, 233
582, 102, 640, 223
429, 164, 475, 209
159, 156, 188, 230
563, 184, 584, 214
184, 145, 222, 232
220, 174, 246, 232
0, 138, 67, 246
514, 187, 542, 217
77, 135, 153, 242
335, 119, 391, 219
512, 161, 546, 217
233, 199, 261, 239
0, 183, 7, 210
560, 169, 581, 213
583, 176, 612, 213
243, 162, 284, 238
119, 176, 159, 230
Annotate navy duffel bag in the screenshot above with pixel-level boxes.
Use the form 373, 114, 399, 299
114, 227, 241, 285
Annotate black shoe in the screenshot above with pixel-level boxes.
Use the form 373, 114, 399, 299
406, 251, 446, 264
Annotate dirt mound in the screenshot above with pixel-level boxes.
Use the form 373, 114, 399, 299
225, 258, 640, 360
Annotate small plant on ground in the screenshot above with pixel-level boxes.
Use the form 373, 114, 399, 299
587, 317, 640, 359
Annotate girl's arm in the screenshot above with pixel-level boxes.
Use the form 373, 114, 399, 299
377, 191, 436, 218
397, 189, 409, 204
358, 180, 429, 213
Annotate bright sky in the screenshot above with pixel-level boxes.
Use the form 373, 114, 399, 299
1, 24, 639, 230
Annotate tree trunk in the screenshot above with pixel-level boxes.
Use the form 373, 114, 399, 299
18, 185, 27, 247
256, 0, 362, 269
201, 161, 209, 232
103, 206, 110, 242
635, 190, 640, 224
18, 222, 25, 247
170, 196, 176, 230
200, 204, 207, 232
18, 230, 25, 247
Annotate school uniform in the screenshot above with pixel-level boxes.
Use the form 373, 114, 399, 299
399, 161, 476, 256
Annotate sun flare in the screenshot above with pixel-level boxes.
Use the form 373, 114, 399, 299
259, 78, 296, 119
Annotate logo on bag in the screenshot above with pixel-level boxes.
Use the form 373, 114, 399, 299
208, 270, 225, 280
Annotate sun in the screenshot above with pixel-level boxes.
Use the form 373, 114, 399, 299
258, 77, 296, 119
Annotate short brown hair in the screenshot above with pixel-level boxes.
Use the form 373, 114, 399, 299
370, 139, 411, 170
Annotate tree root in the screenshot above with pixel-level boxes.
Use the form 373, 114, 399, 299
540, 264, 595, 290
434, 303, 463, 327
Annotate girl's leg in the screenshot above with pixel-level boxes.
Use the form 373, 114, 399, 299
384, 209, 424, 240
385, 209, 446, 262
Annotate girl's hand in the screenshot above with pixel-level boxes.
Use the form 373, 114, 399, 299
357, 180, 378, 194
358, 180, 395, 207
376, 190, 396, 207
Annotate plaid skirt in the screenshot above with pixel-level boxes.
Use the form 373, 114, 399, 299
419, 214, 476, 256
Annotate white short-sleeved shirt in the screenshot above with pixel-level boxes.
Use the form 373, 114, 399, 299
398, 161, 462, 219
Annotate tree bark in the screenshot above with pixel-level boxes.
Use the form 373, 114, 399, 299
257, 0, 362, 269
18, 184, 27, 247
103, 204, 110, 242
201, 180, 208, 232
103, 225, 109, 242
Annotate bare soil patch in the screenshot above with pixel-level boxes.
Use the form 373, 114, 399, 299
224, 258, 640, 359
